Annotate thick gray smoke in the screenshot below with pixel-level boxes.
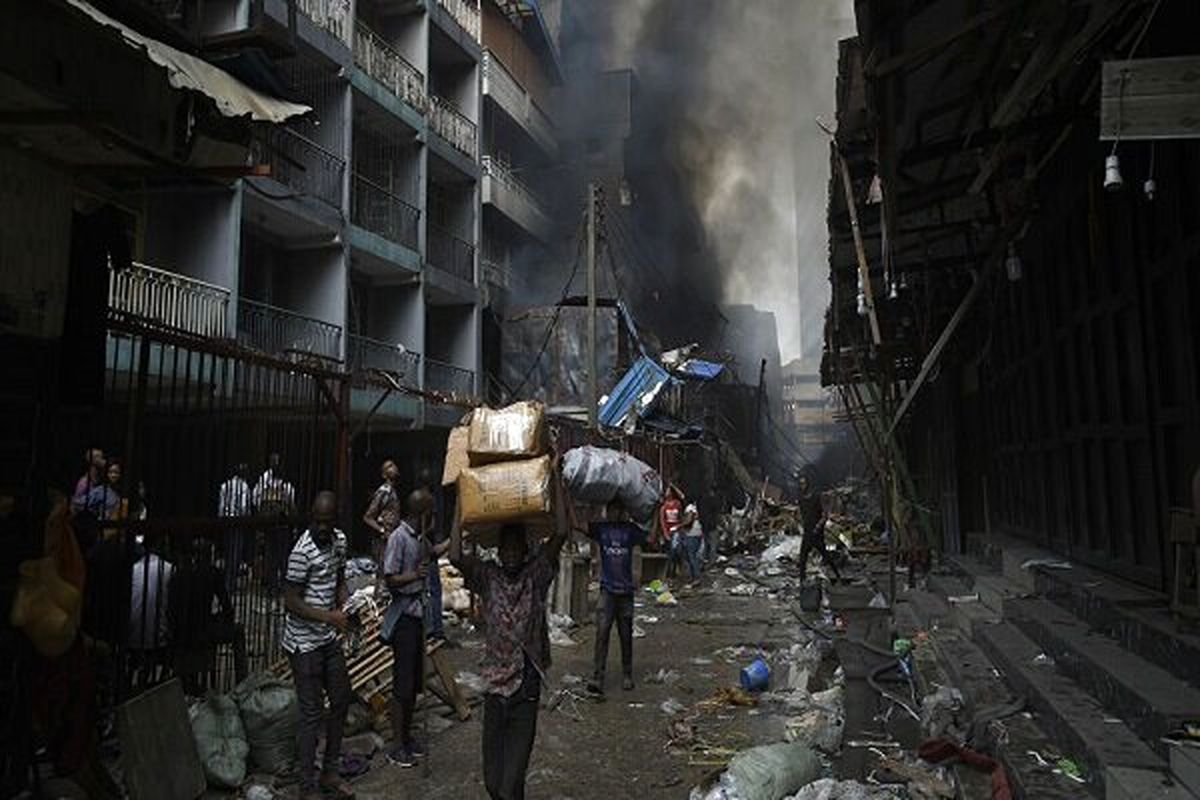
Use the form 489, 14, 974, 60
568, 0, 856, 360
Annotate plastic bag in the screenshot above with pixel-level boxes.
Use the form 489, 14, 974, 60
189, 693, 249, 789
720, 742, 820, 800
232, 673, 298, 774
561, 446, 662, 522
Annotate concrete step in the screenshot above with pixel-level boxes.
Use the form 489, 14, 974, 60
1105, 766, 1196, 800
1007, 598, 1200, 758
1170, 743, 1200, 797
924, 625, 1088, 799
1034, 564, 1200, 692
899, 589, 1085, 799
975, 620, 1168, 798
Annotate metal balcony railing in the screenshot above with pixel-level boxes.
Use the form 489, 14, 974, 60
481, 155, 550, 228
237, 298, 342, 360
108, 261, 230, 338
348, 334, 420, 388
252, 126, 346, 210
427, 224, 476, 283
429, 95, 477, 159
351, 173, 420, 250
481, 50, 556, 153
435, 0, 480, 42
296, 0, 351, 44
424, 358, 474, 396
353, 23, 426, 115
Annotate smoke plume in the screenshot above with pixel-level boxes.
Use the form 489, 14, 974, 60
567, 0, 856, 361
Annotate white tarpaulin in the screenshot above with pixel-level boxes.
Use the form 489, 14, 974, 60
65, 0, 311, 123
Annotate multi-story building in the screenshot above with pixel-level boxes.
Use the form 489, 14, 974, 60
82, 0, 486, 433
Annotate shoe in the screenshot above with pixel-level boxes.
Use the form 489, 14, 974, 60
318, 774, 356, 798
386, 746, 416, 769
586, 679, 605, 697
407, 739, 427, 759
622, 675, 635, 691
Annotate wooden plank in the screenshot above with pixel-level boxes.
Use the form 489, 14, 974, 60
870, 3, 1021, 78
427, 645, 471, 721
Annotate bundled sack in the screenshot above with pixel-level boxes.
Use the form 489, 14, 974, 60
467, 401, 545, 464
232, 673, 298, 774
442, 426, 471, 487
190, 693, 249, 789
458, 455, 553, 526
10, 556, 82, 658
562, 446, 662, 522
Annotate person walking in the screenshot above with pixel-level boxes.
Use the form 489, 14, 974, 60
796, 473, 841, 583
381, 490, 433, 768
281, 492, 354, 800
448, 473, 569, 800
583, 501, 645, 696
218, 463, 252, 592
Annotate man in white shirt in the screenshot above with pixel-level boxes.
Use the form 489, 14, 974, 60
219, 462, 252, 592
254, 453, 297, 591
129, 539, 174, 684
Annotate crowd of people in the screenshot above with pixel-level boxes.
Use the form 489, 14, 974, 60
49, 444, 839, 800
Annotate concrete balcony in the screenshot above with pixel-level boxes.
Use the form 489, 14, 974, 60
481, 50, 557, 157
351, 173, 420, 253
481, 258, 512, 290
427, 224, 476, 284
429, 94, 477, 160
237, 298, 342, 360
108, 261, 230, 338
348, 333, 420, 389
251, 126, 346, 212
481, 156, 552, 242
353, 23, 426, 118
434, 0, 480, 43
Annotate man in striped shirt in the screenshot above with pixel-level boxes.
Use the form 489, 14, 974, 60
282, 491, 354, 800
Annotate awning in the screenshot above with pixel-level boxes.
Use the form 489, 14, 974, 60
65, 0, 310, 123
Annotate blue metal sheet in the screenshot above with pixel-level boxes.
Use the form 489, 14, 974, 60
676, 358, 725, 380
598, 356, 672, 428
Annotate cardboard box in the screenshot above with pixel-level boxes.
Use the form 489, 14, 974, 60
442, 426, 470, 487
458, 455, 553, 526
467, 401, 545, 465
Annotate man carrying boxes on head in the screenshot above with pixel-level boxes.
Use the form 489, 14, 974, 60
448, 400, 570, 800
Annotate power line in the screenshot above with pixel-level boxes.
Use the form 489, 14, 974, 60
507, 221, 586, 399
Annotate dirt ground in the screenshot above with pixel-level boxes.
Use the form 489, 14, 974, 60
343, 564, 836, 800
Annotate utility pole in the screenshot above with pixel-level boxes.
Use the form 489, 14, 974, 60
586, 182, 598, 428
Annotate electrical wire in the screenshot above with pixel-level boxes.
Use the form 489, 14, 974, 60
507, 223, 586, 399
1110, 0, 1165, 154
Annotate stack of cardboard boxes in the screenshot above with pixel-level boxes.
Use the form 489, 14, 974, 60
442, 401, 553, 539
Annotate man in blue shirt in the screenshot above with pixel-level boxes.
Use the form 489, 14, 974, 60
583, 502, 646, 696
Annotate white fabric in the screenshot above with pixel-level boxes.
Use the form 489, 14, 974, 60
65, 0, 310, 122
129, 554, 173, 649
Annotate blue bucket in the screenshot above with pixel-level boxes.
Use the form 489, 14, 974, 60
739, 658, 770, 692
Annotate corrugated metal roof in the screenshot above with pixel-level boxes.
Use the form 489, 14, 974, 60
597, 356, 673, 429
66, 0, 311, 123
676, 358, 725, 380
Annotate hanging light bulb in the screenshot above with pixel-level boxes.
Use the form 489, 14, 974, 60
1144, 142, 1157, 201
856, 292, 867, 316
899, 271, 909, 290
1005, 243, 1023, 282
1104, 153, 1123, 192
888, 281, 899, 300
